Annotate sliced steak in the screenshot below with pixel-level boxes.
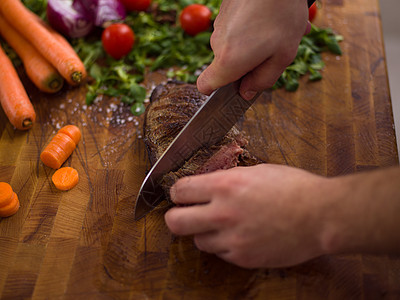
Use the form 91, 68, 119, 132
143, 81, 260, 197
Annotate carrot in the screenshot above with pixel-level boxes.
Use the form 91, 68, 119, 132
40, 125, 81, 169
0, 182, 20, 217
0, 44, 36, 130
0, 192, 20, 217
0, 14, 64, 93
57, 125, 81, 145
0, 182, 13, 207
28, 11, 86, 75
52, 167, 79, 191
0, 0, 86, 86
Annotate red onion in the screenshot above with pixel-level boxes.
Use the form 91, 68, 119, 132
47, 0, 94, 38
73, 0, 126, 27
47, 0, 126, 38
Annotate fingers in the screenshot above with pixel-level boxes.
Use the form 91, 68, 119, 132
194, 231, 230, 254
196, 57, 243, 96
170, 173, 219, 205
239, 51, 296, 100
165, 205, 215, 235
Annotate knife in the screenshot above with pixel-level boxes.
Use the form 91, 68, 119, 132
134, 80, 261, 220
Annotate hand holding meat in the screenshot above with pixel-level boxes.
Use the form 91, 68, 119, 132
165, 164, 400, 269
196, 0, 309, 100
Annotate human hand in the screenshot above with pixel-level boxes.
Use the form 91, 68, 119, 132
197, 0, 310, 100
164, 164, 331, 269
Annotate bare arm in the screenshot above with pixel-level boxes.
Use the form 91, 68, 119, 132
164, 164, 400, 268
197, 0, 310, 100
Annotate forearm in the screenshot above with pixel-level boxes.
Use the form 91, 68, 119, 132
319, 166, 400, 255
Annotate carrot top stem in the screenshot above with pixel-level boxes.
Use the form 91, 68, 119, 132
71, 72, 82, 84
49, 77, 63, 90
23, 119, 33, 128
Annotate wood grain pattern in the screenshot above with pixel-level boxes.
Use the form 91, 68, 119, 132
1, 0, 399, 298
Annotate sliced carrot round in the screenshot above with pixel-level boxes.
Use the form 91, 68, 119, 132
52, 167, 79, 191
58, 125, 81, 145
0, 192, 20, 217
0, 182, 13, 207
40, 142, 66, 169
40, 132, 76, 169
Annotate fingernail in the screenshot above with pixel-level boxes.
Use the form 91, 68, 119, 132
304, 21, 312, 35
244, 90, 257, 100
170, 185, 177, 201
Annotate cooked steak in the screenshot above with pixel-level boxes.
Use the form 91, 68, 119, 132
143, 81, 260, 197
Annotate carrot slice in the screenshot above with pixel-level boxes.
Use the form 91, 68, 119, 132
58, 125, 81, 145
0, 14, 64, 93
0, 44, 36, 130
40, 133, 76, 169
0, 192, 20, 217
52, 167, 79, 191
40, 125, 81, 169
0, 182, 13, 207
0, 0, 86, 86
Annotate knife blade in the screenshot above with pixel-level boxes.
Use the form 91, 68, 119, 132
134, 80, 261, 220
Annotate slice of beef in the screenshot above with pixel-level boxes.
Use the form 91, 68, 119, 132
143, 81, 260, 197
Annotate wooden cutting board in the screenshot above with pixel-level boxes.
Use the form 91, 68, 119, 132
1, 0, 399, 298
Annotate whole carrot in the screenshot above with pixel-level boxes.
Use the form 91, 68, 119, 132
29, 11, 87, 80
0, 0, 86, 86
40, 125, 81, 169
0, 14, 64, 93
0, 44, 36, 130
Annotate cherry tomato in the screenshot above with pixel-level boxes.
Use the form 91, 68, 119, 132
120, 0, 151, 12
101, 23, 135, 60
180, 4, 212, 36
308, 2, 317, 22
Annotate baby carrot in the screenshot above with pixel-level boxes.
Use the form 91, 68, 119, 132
0, 14, 64, 93
0, 182, 20, 218
0, 192, 20, 217
40, 125, 81, 169
0, 44, 36, 130
52, 167, 79, 191
0, 0, 86, 86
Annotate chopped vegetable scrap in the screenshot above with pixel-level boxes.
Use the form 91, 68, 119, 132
273, 24, 343, 91
52, 167, 79, 191
0, 43, 36, 130
40, 125, 81, 169
0, 182, 20, 218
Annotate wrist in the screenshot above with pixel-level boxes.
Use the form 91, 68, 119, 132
315, 175, 357, 256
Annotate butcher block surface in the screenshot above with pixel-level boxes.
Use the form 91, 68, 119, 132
1, 0, 399, 298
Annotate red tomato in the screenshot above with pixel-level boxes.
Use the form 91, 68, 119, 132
180, 4, 212, 36
120, 0, 151, 12
308, 2, 317, 22
101, 23, 135, 60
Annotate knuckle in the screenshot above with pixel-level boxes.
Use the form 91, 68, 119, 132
211, 212, 230, 226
